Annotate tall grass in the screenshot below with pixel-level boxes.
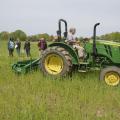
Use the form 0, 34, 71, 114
0, 41, 120, 120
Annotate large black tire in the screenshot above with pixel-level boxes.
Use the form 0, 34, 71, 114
100, 66, 120, 86
40, 47, 72, 77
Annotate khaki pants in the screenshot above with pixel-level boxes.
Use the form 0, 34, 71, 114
39, 50, 44, 57
73, 45, 84, 58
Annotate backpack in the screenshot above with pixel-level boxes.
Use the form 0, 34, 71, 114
9, 41, 14, 49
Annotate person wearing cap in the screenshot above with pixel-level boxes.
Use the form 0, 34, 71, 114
67, 28, 84, 59
38, 38, 47, 55
66, 28, 76, 45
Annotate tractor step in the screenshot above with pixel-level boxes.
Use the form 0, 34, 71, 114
90, 67, 100, 71
78, 70, 87, 73
79, 62, 89, 65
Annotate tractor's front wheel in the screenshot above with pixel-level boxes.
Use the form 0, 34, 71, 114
100, 66, 120, 86
40, 47, 72, 77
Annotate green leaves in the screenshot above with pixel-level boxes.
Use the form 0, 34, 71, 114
100, 32, 120, 42
0, 30, 27, 41
10, 30, 27, 41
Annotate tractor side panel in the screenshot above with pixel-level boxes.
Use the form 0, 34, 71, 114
96, 44, 120, 63
49, 42, 79, 65
85, 42, 120, 64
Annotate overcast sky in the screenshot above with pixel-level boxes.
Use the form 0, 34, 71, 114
0, 0, 120, 37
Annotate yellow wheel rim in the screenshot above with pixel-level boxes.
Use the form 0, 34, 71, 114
105, 72, 120, 86
45, 54, 63, 75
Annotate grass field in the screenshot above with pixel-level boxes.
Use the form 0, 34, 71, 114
0, 40, 120, 120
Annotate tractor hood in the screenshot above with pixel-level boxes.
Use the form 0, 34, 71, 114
86, 40, 120, 64
90, 40, 120, 47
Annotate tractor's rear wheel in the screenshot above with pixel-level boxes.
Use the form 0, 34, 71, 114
40, 47, 72, 77
100, 66, 120, 86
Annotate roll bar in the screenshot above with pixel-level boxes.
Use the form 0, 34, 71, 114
57, 19, 68, 40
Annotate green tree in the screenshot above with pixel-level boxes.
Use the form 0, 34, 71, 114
99, 32, 120, 42
10, 30, 27, 41
38, 33, 50, 41
0, 31, 9, 40
27, 35, 38, 42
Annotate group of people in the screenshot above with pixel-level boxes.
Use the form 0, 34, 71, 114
7, 27, 84, 60
8, 38, 31, 57
8, 37, 47, 57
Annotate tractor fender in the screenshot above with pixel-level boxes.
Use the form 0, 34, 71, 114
49, 42, 79, 65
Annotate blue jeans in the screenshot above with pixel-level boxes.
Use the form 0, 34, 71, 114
25, 49, 30, 57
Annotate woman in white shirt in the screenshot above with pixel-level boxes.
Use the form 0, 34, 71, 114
67, 28, 84, 59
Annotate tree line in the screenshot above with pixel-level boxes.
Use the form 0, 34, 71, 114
0, 30, 54, 42
0, 30, 120, 42
98, 32, 120, 42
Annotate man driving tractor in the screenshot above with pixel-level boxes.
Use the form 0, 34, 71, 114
66, 27, 84, 59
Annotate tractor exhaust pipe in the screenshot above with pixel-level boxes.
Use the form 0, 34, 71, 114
57, 19, 68, 41
93, 23, 100, 57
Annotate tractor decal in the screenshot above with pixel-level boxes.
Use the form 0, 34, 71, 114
108, 45, 112, 57
104, 45, 112, 57
104, 45, 109, 54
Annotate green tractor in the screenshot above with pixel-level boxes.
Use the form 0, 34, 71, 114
40, 19, 120, 86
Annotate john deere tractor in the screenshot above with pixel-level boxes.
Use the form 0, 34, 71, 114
40, 19, 120, 86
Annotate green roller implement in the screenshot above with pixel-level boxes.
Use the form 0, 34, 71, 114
12, 58, 40, 74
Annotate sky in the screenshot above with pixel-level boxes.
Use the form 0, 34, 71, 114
0, 0, 120, 37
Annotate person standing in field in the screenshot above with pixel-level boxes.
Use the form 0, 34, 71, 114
8, 37, 15, 57
38, 38, 47, 55
15, 38, 21, 56
24, 40, 31, 57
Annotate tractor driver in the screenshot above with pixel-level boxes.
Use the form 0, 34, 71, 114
66, 28, 84, 59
